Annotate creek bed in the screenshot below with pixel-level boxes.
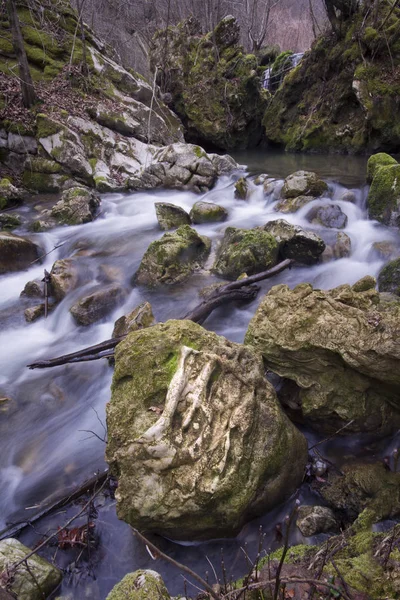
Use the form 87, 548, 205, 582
1, 151, 399, 599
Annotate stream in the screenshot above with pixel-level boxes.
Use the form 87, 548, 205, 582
1, 150, 400, 598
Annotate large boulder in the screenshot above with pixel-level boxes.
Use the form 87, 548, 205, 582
366, 152, 398, 183
367, 162, 400, 226
106, 320, 308, 540
155, 202, 191, 230
0, 178, 24, 209
0, 538, 62, 600
70, 284, 127, 326
106, 570, 170, 600
190, 201, 228, 224
378, 258, 400, 296
245, 281, 400, 435
307, 204, 348, 229
212, 226, 279, 280
0, 232, 40, 274
134, 225, 211, 286
281, 171, 328, 199
50, 258, 79, 301
51, 186, 100, 225
263, 219, 325, 264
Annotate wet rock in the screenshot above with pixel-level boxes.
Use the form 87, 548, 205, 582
372, 241, 398, 260
352, 275, 376, 292
50, 259, 79, 301
367, 152, 398, 183
0, 178, 24, 209
234, 177, 249, 200
112, 302, 155, 338
21, 279, 43, 298
340, 190, 357, 203
212, 226, 279, 280
190, 201, 228, 224
214, 15, 240, 48
281, 171, 328, 199
296, 506, 338, 537
275, 195, 315, 213
367, 161, 400, 226
106, 570, 170, 600
378, 258, 400, 296
263, 219, 325, 264
155, 202, 191, 230
0, 212, 21, 230
134, 225, 211, 286
245, 281, 400, 435
51, 187, 101, 225
24, 302, 55, 323
0, 232, 40, 274
106, 320, 307, 540
316, 462, 400, 525
70, 284, 127, 326
307, 204, 348, 228
332, 231, 351, 258
0, 538, 62, 600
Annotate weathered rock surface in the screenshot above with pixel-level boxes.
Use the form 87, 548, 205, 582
263, 219, 325, 264
155, 202, 191, 230
70, 285, 127, 326
333, 231, 352, 258
296, 505, 338, 537
275, 195, 315, 214
24, 302, 55, 323
0, 212, 21, 230
212, 226, 279, 280
234, 177, 249, 200
0, 232, 40, 274
50, 259, 79, 301
21, 279, 43, 298
307, 204, 348, 229
378, 258, 400, 296
106, 570, 170, 600
190, 201, 228, 224
134, 225, 211, 286
281, 171, 328, 199
112, 302, 155, 338
0, 178, 24, 209
51, 186, 100, 225
0, 538, 62, 600
106, 320, 307, 540
245, 280, 400, 435
367, 157, 400, 226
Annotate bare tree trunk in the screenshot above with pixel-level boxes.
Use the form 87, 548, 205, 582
6, 0, 38, 108
76, 0, 89, 78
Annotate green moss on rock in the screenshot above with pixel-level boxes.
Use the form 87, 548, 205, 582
106, 570, 170, 600
367, 152, 398, 183
367, 163, 400, 225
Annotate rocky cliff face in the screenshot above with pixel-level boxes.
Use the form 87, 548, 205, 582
263, 0, 400, 154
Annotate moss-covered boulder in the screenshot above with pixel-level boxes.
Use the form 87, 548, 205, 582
281, 171, 328, 199
212, 226, 279, 280
367, 152, 398, 183
307, 203, 348, 229
155, 202, 191, 230
296, 505, 338, 537
263, 219, 325, 264
190, 201, 228, 223
0, 212, 21, 230
51, 186, 100, 225
0, 178, 24, 209
150, 17, 267, 150
106, 570, 170, 600
245, 281, 400, 435
0, 538, 62, 600
234, 177, 249, 200
70, 284, 127, 326
135, 225, 211, 286
106, 320, 307, 540
0, 232, 40, 274
367, 162, 400, 226
112, 302, 155, 338
378, 258, 400, 296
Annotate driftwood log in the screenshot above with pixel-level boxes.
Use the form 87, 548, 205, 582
27, 259, 293, 370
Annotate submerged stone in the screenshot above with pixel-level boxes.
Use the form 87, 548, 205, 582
106, 320, 307, 540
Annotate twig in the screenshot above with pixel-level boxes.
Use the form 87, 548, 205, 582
273, 500, 300, 600
308, 420, 355, 450
42, 269, 50, 319
131, 527, 220, 600
29, 242, 65, 266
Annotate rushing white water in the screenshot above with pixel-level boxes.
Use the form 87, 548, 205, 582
0, 156, 399, 598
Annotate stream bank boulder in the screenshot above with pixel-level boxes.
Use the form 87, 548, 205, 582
245, 280, 400, 436
281, 171, 328, 200
0, 538, 62, 600
263, 220, 325, 264
0, 232, 40, 274
134, 225, 211, 286
212, 226, 279, 280
106, 320, 307, 540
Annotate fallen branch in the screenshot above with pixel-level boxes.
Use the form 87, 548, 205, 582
27, 259, 293, 370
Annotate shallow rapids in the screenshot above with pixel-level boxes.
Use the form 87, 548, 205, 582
1, 151, 400, 598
